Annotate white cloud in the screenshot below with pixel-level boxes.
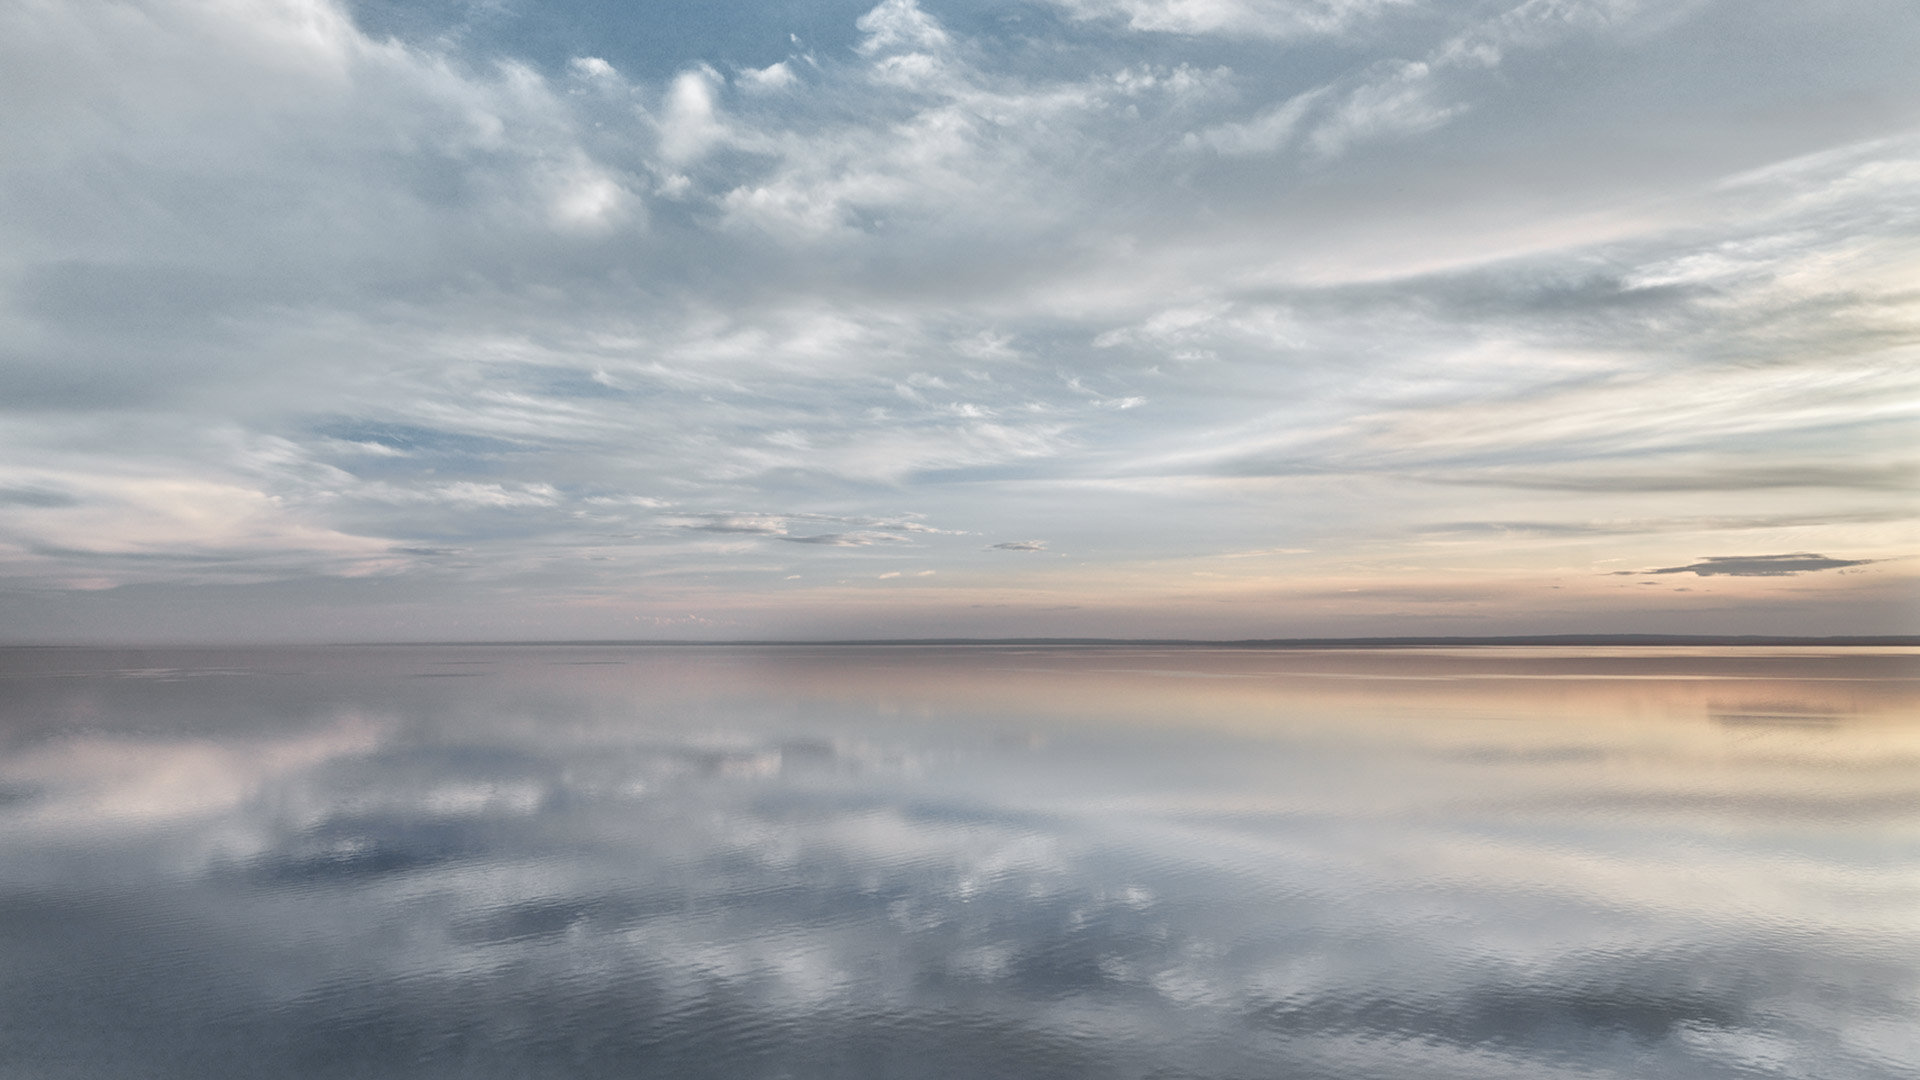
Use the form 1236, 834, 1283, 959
425, 483, 563, 508
1046, 0, 1407, 39
569, 56, 616, 81
1306, 61, 1460, 158
0, 466, 397, 586
1188, 0, 1687, 161
548, 158, 637, 231
658, 67, 730, 163
737, 60, 797, 93
1189, 89, 1323, 156
854, 0, 951, 55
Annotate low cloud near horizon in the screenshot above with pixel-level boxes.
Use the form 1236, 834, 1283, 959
0, 0, 1915, 642
1615, 554, 1880, 579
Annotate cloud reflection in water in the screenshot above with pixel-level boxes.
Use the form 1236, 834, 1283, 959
0, 645, 1915, 1078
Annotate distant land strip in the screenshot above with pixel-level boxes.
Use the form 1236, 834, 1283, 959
355, 635, 1920, 648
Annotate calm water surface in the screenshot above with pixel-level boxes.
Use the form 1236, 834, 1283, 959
1, 645, 1915, 1078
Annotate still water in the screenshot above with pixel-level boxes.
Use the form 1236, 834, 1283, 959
1, 645, 1915, 1078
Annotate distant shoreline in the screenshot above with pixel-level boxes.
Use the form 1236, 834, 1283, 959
369, 634, 1920, 648
5, 635, 1916, 650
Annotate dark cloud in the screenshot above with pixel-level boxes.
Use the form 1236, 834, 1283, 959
1616, 553, 1876, 577
778, 533, 874, 546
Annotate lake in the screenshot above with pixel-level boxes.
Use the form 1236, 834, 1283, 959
1, 645, 1915, 1078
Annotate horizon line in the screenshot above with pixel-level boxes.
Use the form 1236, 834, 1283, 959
9, 633, 1912, 649
369, 634, 1919, 648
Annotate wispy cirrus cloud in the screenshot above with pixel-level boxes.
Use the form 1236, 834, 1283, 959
1045, 0, 1408, 39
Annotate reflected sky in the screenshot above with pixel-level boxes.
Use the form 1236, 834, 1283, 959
2, 646, 1916, 1078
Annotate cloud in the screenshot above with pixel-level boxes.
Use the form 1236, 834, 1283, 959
1426, 464, 1920, 494
1185, 0, 1696, 161
778, 533, 880, 546
1045, 0, 1407, 39
854, 0, 950, 55
990, 541, 1048, 551
569, 56, 617, 81
677, 515, 790, 535
420, 483, 561, 509
1417, 509, 1912, 538
0, 0, 1915, 638
1306, 61, 1462, 158
737, 61, 797, 93
1616, 554, 1878, 577
658, 67, 730, 164
0, 485, 79, 508
1188, 90, 1323, 156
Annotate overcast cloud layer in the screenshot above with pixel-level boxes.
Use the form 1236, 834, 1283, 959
2, 0, 1916, 641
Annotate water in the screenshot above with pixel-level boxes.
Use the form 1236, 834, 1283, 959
1, 645, 1915, 1079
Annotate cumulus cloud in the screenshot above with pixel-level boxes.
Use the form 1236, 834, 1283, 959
658, 66, 730, 164
855, 0, 951, 55
736, 60, 797, 93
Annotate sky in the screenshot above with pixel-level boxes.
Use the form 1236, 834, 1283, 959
1, 0, 1916, 643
